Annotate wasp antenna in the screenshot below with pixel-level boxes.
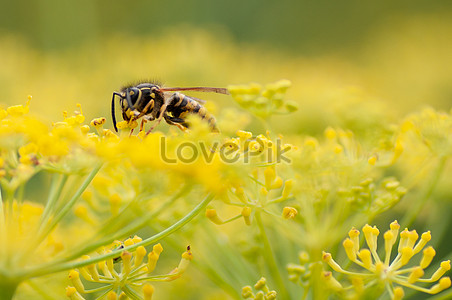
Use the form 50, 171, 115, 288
111, 92, 121, 132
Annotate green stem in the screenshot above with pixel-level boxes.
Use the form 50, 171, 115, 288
153, 224, 245, 299
97, 184, 192, 238
0, 275, 20, 300
16, 165, 101, 265
38, 173, 69, 231
37, 164, 102, 243
429, 289, 452, 300
3, 186, 16, 223
123, 285, 141, 300
401, 156, 447, 227
56, 185, 193, 264
254, 210, 288, 299
25, 280, 60, 300
16, 183, 25, 205
0, 187, 5, 263
258, 117, 272, 134
22, 193, 214, 279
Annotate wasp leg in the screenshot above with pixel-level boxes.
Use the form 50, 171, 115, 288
139, 119, 147, 132
165, 116, 189, 131
133, 99, 155, 120
146, 101, 169, 135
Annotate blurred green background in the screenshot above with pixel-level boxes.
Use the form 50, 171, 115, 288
1, 0, 452, 135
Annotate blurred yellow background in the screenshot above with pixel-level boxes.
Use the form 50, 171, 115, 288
1, 1, 451, 136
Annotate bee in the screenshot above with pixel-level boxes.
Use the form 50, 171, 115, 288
111, 81, 229, 134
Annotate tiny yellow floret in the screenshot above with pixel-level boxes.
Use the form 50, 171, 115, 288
368, 155, 377, 165
393, 287, 404, 300
143, 284, 155, 300
90, 117, 106, 127
420, 246, 436, 269
206, 208, 223, 225
242, 286, 254, 298
66, 287, 84, 300
431, 260, 451, 281
408, 267, 424, 284
358, 249, 372, 269
282, 179, 294, 198
242, 206, 252, 225
324, 127, 337, 140
254, 277, 267, 290
322, 271, 343, 291
343, 238, 356, 261
134, 246, 147, 268
123, 238, 135, 247
116, 121, 129, 129
68, 270, 85, 293
400, 247, 414, 266
153, 243, 163, 255
430, 277, 452, 294
107, 291, 117, 300
237, 130, 253, 140
282, 207, 298, 219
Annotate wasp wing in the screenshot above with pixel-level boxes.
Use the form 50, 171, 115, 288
162, 91, 206, 104
159, 87, 229, 95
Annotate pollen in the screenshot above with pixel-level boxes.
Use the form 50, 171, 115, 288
116, 120, 129, 129
7, 104, 28, 117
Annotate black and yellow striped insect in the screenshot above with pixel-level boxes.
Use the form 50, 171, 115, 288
111, 82, 229, 134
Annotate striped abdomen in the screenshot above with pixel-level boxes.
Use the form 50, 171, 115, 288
167, 93, 218, 131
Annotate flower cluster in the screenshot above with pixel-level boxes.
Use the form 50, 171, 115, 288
287, 251, 312, 286
204, 130, 296, 226
2, 76, 452, 300
0, 97, 211, 300
322, 221, 451, 299
67, 237, 193, 300
241, 277, 277, 300
399, 108, 452, 158
228, 80, 298, 120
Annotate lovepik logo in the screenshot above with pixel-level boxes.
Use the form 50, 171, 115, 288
159, 136, 292, 164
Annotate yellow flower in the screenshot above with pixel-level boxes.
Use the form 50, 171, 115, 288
228, 80, 295, 119
241, 277, 277, 300
323, 221, 451, 298
68, 241, 193, 299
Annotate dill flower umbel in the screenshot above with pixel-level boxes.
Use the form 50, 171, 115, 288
3, 75, 452, 300
322, 221, 451, 299
67, 238, 193, 300
228, 80, 297, 120
204, 130, 295, 226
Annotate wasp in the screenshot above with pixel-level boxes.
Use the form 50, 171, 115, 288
111, 82, 229, 134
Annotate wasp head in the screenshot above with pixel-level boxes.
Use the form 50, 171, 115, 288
112, 81, 171, 132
